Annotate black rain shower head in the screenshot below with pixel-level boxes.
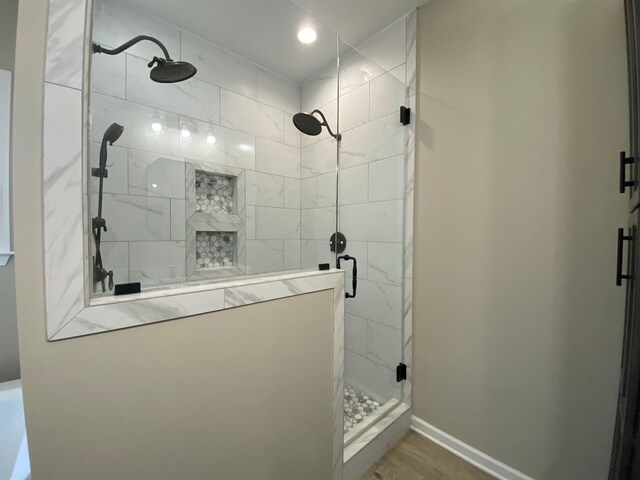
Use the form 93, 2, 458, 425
293, 110, 341, 140
148, 57, 197, 84
93, 35, 197, 84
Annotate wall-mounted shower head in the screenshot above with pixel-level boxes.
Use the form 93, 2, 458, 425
293, 109, 341, 140
148, 57, 197, 83
93, 35, 197, 84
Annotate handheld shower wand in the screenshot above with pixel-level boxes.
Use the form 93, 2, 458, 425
92, 123, 124, 293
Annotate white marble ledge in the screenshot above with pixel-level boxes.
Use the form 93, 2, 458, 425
52, 269, 345, 341
0, 252, 14, 267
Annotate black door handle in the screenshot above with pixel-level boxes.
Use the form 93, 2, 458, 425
337, 255, 357, 298
620, 151, 634, 194
617, 227, 633, 286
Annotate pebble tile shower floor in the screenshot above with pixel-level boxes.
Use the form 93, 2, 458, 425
344, 383, 381, 433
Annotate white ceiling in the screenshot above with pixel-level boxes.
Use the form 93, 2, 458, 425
118, 0, 428, 84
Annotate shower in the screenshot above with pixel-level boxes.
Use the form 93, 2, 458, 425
92, 35, 197, 83
92, 123, 124, 293
293, 109, 341, 140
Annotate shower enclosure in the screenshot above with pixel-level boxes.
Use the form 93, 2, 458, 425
88, 0, 413, 451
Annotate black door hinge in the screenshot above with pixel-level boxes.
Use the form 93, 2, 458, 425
396, 363, 407, 382
400, 106, 411, 125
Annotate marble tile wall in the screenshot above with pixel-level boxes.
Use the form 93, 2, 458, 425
90, 0, 301, 289
300, 16, 411, 405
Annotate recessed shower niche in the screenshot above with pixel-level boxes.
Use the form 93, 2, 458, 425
185, 161, 246, 279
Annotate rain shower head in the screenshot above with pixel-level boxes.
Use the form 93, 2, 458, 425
148, 57, 197, 83
293, 112, 323, 136
293, 109, 341, 140
93, 35, 197, 84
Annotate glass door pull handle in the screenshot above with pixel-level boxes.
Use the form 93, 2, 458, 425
617, 227, 633, 286
338, 255, 357, 298
620, 151, 635, 194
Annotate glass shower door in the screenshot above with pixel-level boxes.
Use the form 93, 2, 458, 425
337, 40, 409, 442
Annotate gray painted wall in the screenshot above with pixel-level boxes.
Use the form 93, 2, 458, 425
413, 1, 628, 479
0, 0, 19, 383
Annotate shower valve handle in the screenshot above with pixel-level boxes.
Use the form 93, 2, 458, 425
337, 255, 357, 298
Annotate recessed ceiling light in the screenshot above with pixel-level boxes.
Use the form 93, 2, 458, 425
298, 27, 317, 45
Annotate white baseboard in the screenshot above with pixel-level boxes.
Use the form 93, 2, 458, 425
411, 416, 535, 480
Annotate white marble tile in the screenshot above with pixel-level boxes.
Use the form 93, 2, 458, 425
45, 0, 85, 89
367, 242, 403, 286
367, 321, 402, 369
179, 120, 256, 170
356, 17, 406, 73
126, 55, 220, 124
301, 176, 317, 209
369, 155, 404, 202
340, 113, 405, 169
93, 0, 181, 61
101, 241, 129, 285
284, 239, 301, 270
339, 164, 368, 205
43, 83, 84, 336
91, 50, 125, 99
256, 207, 300, 240
246, 240, 284, 274
346, 279, 403, 329
406, 10, 417, 96
390, 64, 406, 85
301, 207, 336, 240
178, 119, 226, 166
255, 138, 300, 178
284, 178, 301, 209
245, 171, 284, 207
92, 93, 180, 157
346, 314, 367, 356
341, 241, 368, 280
128, 149, 185, 199
181, 32, 257, 99
99, 193, 171, 242
223, 272, 341, 307
345, 350, 400, 404
339, 200, 403, 243
283, 112, 301, 148
90, 142, 128, 195
257, 67, 300, 114
379, 407, 411, 451
129, 241, 186, 287
225, 129, 257, 170
339, 48, 386, 97
343, 430, 382, 480
301, 66, 338, 113
220, 90, 284, 142
317, 172, 337, 207
245, 205, 256, 240
301, 239, 317, 268
340, 83, 370, 132
56, 287, 226, 338
317, 240, 335, 266
370, 72, 407, 121
301, 137, 337, 178
171, 199, 186, 241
